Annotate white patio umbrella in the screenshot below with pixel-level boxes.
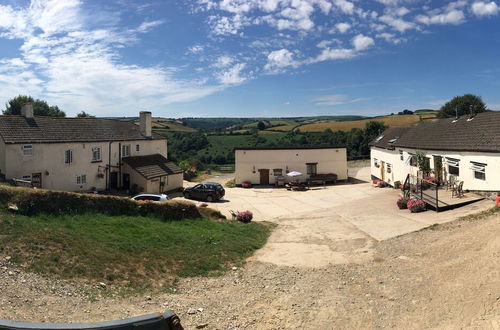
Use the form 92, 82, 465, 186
287, 171, 302, 177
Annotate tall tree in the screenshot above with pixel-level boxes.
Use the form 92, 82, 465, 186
3, 95, 66, 117
76, 111, 95, 118
437, 94, 487, 119
257, 120, 266, 130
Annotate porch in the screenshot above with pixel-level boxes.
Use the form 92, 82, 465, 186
402, 174, 484, 212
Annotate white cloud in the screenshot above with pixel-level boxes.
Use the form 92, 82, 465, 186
264, 48, 298, 73
213, 55, 234, 68
0, 0, 225, 116
379, 15, 416, 32
310, 48, 357, 63
351, 34, 374, 51
136, 20, 164, 33
416, 9, 465, 25
217, 63, 247, 85
312, 94, 368, 106
335, 22, 351, 33
471, 1, 499, 16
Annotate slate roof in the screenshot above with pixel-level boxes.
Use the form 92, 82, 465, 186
391, 111, 500, 153
122, 154, 182, 179
0, 115, 164, 144
369, 127, 410, 150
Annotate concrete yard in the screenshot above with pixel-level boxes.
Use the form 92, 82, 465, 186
183, 166, 493, 268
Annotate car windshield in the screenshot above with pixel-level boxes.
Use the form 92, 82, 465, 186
136, 195, 160, 201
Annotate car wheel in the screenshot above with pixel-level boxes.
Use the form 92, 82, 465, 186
206, 195, 214, 202
184, 192, 191, 199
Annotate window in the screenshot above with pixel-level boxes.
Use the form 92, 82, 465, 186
306, 163, 317, 175
445, 157, 460, 176
374, 135, 384, 142
122, 144, 131, 157
64, 150, 73, 164
76, 175, 87, 185
22, 145, 33, 156
91, 147, 101, 162
136, 144, 140, 152
470, 162, 486, 181
387, 163, 392, 173
22, 175, 32, 181
388, 138, 398, 143
399, 150, 404, 161
273, 168, 283, 176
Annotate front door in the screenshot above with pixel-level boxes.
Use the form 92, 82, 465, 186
110, 172, 118, 190
123, 173, 130, 190
32, 173, 42, 188
380, 162, 385, 181
259, 169, 269, 185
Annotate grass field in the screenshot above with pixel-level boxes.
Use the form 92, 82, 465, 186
0, 212, 270, 290
297, 114, 436, 132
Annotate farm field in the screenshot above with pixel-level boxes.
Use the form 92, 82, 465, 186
196, 133, 286, 160
297, 113, 436, 132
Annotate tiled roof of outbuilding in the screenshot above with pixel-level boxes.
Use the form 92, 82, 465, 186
391, 111, 500, 153
122, 154, 182, 179
0, 116, 164, 143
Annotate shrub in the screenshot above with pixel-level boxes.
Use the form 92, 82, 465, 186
225, 179, 236, 188
407, 199, 426, 213
375, 180, 388, 188
236, 210, 253, 223
396, 197, 409, 209
0, 185, 201, 221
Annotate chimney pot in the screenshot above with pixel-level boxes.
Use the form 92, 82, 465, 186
139, 111, 152, 138
21, 103, 34, 118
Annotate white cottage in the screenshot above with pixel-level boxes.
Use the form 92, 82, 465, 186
370, 111, 500, 192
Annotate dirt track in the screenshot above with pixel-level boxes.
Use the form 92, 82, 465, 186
1, 213, 499, 329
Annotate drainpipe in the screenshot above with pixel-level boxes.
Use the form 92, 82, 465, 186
107, 141, 114, 191
118, 143, 122, 189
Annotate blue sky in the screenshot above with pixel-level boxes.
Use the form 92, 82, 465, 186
0, 0, 499, 117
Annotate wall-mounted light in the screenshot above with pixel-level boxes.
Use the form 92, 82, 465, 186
286, 165, 289, 173
44, 170, 49, 176
252, 166, 256, 173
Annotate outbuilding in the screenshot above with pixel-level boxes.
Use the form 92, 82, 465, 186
234, 146, 348, 185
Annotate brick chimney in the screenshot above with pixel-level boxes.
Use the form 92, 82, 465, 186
139, 111, 152, 138
21, 103, 34, 118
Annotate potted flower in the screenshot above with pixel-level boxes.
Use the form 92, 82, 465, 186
407, 199, 426, 213
236, 210, 253, 223
396, 197, 409, 209
241, 181, 252, 188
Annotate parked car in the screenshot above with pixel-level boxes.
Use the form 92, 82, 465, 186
183, 182, 225, 202
131, 193, 169, 202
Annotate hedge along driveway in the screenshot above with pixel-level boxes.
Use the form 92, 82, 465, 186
0, 185, 201, 220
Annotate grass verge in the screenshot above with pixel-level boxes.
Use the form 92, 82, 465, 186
0, 212, 271, 291
459, 206, 500, 221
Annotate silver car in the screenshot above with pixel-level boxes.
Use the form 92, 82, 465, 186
131, 193, 169, 202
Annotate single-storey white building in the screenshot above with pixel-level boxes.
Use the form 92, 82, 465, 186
370, 111, 500, 192
235, 146, 348, 185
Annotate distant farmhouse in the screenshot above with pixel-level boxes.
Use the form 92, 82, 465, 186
0, 104, 182, 193
234, 146, 348, 185
370, 111, 500, 191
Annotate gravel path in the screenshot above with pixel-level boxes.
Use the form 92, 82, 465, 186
1, 213, 499, 329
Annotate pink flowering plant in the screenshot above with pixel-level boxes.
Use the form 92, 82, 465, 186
236, 210, 253, 223
407, 199, 426, 213
396, 197, 409, 209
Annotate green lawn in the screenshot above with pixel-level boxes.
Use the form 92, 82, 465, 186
0, 212, 270, 290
